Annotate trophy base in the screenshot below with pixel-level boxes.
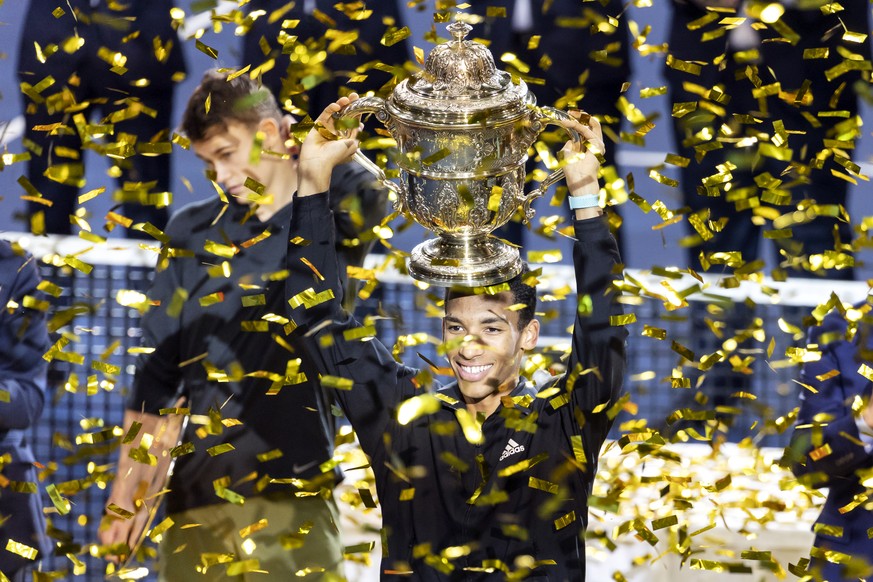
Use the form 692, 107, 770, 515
407, 237, 522, 287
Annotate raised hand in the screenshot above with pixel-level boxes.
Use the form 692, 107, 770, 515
297, 93, 361, 197
560, 112, 605, 199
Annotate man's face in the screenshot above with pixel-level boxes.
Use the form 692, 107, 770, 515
443, 291, 539, 406
192, 119, 284, 205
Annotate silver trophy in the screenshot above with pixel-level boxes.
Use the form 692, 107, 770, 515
337, 21, 582, 287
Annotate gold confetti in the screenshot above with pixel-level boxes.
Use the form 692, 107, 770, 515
207, 444, 235, 457
396, 394, 441, 425
197, 292, 225, 308
46, 483, 71, 515
381, 26, 411, 47
498, 453, 547, 478
5, 540, 37, 561
239, 519, 268, 539
527, 250, 562, 264
195, 39, 219, 59
553, 511, 576, 531
300, 257, 324, 281
321, 376, 354, 391
455, 409, 483, 445
150, 517, 175, 542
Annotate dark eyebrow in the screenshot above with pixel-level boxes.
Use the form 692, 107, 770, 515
443, 311, 509, 326
482, 311, 510, 325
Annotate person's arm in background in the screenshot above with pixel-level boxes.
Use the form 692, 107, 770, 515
98, 230, 188, 557
0, 244, 49, 432
558, 114, 627, 460
286, 94, 361, 326
289, 96, 417, 458
328, 162, 389, 308
785, 311, 873, 487
280, 111, 388, 307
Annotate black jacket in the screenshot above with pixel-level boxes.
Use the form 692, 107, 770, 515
128, 163, 385, 513
787, 308, 873, 582
300, 212, 627, 581
0, 241, 52, 572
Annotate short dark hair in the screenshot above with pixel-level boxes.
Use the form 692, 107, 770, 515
179, 69, 282, 141
445, 264, 538, 329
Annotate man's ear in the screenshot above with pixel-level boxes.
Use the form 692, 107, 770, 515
257, 117, 283, 149
521, 319, 539, 352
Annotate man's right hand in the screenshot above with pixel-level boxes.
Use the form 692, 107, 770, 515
297, 94, 361, 197
98, 408, 183, 563
98, 491, 150, 563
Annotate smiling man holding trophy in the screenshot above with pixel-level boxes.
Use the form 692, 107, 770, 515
289, 22, 629, 579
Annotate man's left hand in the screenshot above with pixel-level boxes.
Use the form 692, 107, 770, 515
560, 113, 605, 199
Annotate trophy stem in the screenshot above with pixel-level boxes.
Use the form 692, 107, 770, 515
407, 235, 522, 287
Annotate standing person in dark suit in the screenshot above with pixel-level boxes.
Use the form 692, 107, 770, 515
0, 240, 52, 580
465, 0, 631, 251
665, 0, 868, 278
17, 0, 186, 239
241, 0, 410, 116
662, 1, 870, 439
786, 301, 873, 581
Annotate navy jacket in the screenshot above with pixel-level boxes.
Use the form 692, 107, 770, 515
128, 163, 385, 513
788, 306, 873, 581
298, 210, 627, 580
0, 241, 51, 572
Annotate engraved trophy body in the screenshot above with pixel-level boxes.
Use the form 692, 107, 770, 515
338, 22, 581, 287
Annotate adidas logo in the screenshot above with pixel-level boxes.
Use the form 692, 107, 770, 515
499, 438, 525, 462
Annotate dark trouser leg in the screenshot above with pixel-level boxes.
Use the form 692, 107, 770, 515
757, 5, 863, 281
104, 89, 174, 237
18, 30, 88, 235
20, 106, 88, 235
666, 61, 762, 438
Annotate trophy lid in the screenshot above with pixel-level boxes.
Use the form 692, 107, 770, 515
388, 22, 533, 125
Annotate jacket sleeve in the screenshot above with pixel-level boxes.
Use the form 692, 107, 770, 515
127, 217, 190, 413
327, 163, 389, 308
0, 251, 49, 430
328, 162, 388, 271
787, 312, 873, 486
561, 216, 627, 462
286, 192, 349, 332
287, 191, 415, 458
307, 312, 417, 459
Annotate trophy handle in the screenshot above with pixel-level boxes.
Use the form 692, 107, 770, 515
335, 97, 407, 213
520, 106, 584, 223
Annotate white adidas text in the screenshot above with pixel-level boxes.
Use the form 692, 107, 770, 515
499, 438, 525, 461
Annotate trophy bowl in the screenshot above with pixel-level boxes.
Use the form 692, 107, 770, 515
337, 21, 581, 287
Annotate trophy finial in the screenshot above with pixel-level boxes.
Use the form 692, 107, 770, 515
447, 21, 472, 45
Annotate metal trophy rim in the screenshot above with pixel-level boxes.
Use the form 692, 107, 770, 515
406, 236, 522, 288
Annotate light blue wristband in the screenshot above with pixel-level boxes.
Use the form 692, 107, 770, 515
568, 194, 600, 210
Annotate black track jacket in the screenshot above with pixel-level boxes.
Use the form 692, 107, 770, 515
297, 201, 627, 581
128, 163, 384, 514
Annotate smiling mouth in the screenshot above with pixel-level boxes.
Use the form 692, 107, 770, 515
456, 363, 493, 381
